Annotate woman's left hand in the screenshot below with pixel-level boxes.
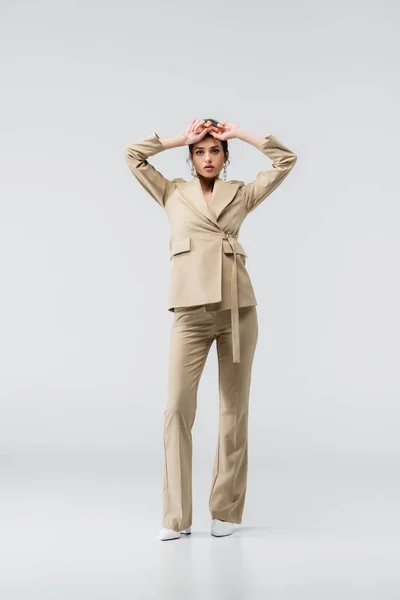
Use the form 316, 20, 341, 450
209, 121, 241, 141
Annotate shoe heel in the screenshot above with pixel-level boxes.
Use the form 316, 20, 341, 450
181, 526, 191, 535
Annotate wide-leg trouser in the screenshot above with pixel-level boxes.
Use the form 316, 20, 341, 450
162, 305, 258, 531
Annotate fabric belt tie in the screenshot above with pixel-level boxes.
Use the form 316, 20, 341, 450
223, 233, 241, 364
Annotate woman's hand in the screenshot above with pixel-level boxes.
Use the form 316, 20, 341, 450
209, 121, 241, 141
182, 119, 220, 145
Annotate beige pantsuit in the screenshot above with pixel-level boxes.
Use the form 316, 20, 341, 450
163, 305, 258, 531
123, 130, 297, 531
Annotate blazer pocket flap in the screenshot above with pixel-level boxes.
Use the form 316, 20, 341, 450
222, 240, 247, 257
170, 237, 191, 259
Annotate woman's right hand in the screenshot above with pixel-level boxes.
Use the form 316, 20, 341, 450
182, 119, 220, 145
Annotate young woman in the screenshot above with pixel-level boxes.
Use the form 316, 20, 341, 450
123, 119, 297, 541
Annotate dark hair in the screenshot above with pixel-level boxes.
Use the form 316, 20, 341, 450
188, 118, 229, 159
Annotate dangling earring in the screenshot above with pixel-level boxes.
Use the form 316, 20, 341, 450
223, 159, 230, 182
187, 158, 198, 177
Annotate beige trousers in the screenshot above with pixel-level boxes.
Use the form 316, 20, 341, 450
162, 305, 258, 531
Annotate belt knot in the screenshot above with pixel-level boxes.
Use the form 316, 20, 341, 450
223, 232, 235, 242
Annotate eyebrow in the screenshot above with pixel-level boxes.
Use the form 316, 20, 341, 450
194, 145, 220, 150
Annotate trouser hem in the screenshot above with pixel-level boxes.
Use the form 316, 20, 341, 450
210, 512, 242, 524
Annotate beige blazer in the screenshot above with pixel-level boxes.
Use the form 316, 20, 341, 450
123, 132, 297, 362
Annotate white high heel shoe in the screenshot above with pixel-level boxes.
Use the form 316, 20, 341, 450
159, 526, 192, 541
211, 519, 234, 537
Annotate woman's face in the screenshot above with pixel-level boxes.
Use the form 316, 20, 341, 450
191, 136, 227, 179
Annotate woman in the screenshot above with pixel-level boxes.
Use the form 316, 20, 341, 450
123, 119, 297, 541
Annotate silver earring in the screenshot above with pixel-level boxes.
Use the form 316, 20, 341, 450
223, 160, 230, 182
187, 159, 197, 177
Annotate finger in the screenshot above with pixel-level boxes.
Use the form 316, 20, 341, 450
194, 120, 204, 132
196, 129, 208, 141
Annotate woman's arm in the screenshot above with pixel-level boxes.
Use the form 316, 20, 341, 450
123, 132, 175, 208
208, 122, 297, 213
235, 127, 271, 149
123, 121, 214, 207
157, 133, 186, 150
236, 128, 297, 213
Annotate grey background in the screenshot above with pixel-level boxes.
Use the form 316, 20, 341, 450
0, 0, 399, 598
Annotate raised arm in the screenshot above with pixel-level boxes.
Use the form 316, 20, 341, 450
123, 122, 213, 208
123, 133, 177, 208
237, 129, 297, 213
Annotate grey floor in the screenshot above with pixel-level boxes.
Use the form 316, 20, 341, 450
1, 448, 399, 599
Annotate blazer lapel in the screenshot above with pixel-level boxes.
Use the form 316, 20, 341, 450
176, 177, 241, 225
212, 177, 242, 221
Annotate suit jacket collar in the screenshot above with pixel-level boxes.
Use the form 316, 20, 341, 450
176, 177, 241, 225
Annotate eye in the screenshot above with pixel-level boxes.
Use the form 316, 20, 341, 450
195, 148, 220, 155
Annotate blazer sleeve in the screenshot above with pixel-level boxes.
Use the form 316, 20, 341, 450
241, 134, 297, 213
123, 132, 174, 208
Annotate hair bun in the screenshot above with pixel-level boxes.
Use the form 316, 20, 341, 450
203, 118, 219, 127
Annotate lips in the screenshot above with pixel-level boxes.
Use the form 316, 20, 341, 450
204, 166, 214, 170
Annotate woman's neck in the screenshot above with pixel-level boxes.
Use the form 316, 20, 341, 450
198, 174, 217, 193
